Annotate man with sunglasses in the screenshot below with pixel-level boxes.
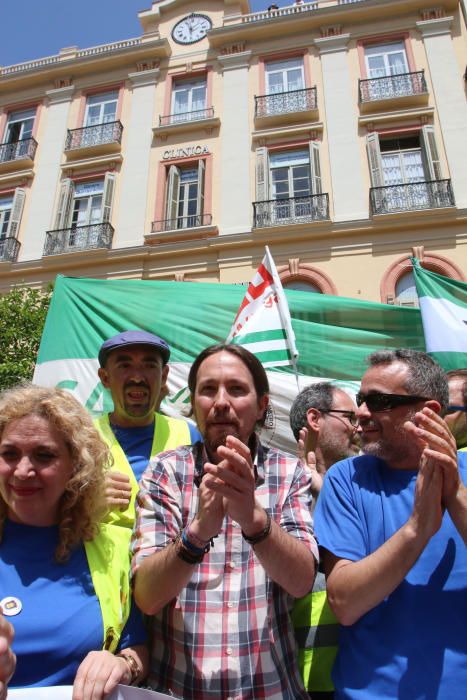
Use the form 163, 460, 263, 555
445, 369, 467, 450
314, 349, 467, 700
289, 382, 359, 700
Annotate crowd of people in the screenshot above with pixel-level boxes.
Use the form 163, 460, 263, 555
0, 329, 466, 699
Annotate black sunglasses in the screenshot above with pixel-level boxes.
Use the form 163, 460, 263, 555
356, 392, 429, 412
446, 405, 467, 414
319, 409, 358, 427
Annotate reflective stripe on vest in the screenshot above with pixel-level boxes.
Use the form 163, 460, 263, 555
95, 412, 191, 528
292, 584, 339, 692
84, 522, 132, 653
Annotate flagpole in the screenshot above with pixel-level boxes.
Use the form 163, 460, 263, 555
265, 246, 300, 390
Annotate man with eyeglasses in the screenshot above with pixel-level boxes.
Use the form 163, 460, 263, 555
289, 382, 359, 700
445, 369, 467, 451
314, 349, 467, 700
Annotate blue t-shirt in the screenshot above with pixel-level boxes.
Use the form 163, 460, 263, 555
1, 521, 146, 688
314, 452, 467, 700
111, 420, 202, 482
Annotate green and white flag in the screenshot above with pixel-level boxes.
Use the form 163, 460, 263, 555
33, 275, 425, 453
412, 257, 467, 370
227, 247, 298, 369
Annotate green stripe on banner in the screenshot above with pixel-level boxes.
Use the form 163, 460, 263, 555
426, 351, 467, 372
231, 329, 288, 345
253, 348, 292, 364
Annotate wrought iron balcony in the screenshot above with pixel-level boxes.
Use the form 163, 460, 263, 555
0, 237, 20, 262
0, 137, 37, 164
255, 87, 317, 118
159, 107, 215, 127
253, 194, 329, 227
152, 213, 212, 232
370, 180, 455, 215
359, 71, 427, 103
43, 222, 114, 255
65, 121, 123, 151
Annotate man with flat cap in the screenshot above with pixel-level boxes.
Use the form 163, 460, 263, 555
96, 330, 201, 527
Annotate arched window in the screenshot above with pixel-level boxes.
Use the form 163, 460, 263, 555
395, 271, 418, 307
283, 280, 321, 293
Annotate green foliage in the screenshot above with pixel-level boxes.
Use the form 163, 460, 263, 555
0, 285, 52, 391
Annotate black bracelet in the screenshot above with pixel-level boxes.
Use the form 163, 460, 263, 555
173, 533, 205, 564
242, 510, 272, 545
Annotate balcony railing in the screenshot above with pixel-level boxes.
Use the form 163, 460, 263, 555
151, 213, 212, 232
359, 71, 427, 103
253, 194, 329, 227
0, 137, 38, 164
370, 180, 455, 215
159, 107, 214, 127
0, 237, 20, 262
65, 121, 123, 151
255, 87, 317, 118
43, 222, 114, 255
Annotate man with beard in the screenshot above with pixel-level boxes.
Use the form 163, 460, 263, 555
314, 349, 467, 700
131, 343, 318, 700
96, 330, 201, 527
445, 369, 467, 451
289, 382, 359, 699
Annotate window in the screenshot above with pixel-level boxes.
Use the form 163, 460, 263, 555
55, 173, 115, 237
171, 77, 207, 123
2, 108, 36, 160
255, 144, 326, 225
395, 271, 419, 307
265, 57, 304, 94
364, 42, 409, 79
366, 126, 452, 213
0, 188, 25, 260
84, 91, 118, 127
283, 280, 322, 293
165, 161, 205, 229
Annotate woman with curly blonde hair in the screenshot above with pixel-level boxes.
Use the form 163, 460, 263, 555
0, 384, 148, 698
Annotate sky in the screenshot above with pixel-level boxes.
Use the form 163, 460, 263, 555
1, 0, 274, 67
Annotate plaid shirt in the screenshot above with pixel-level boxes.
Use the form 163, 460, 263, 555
131, 440, 317, 700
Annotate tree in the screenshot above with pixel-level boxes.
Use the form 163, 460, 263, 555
0, 285, 52, 391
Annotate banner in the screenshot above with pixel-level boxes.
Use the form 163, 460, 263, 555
227, 247, 298, 369
412, 257, 467, 370
34, 276, 425, 453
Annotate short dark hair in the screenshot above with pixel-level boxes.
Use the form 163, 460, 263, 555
289, 382, 336, 441
188, 344, 269, 424
447, 369, 467, 407
366, 349, 449, 414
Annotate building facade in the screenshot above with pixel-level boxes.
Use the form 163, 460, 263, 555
0, 0, 466, 304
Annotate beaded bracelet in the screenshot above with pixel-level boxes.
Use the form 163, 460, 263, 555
173, 533, 205, 564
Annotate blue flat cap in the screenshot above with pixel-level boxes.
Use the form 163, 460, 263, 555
98, 330, 170, 366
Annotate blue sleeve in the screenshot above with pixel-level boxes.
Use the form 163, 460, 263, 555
314, 459, 369, 562
118, 597, 147, 649
188, 422, 203, 444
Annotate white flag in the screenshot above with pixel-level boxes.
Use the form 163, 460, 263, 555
227, 247, 298, 368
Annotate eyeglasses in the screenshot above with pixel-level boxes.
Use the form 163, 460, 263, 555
319, 409, 358, 427
446, 405, 467, 414
356, 392, 429, 412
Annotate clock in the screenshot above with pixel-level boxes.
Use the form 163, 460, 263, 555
172, 13, 212, 45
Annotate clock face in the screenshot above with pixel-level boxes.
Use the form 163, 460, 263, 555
172, 14, 212, 45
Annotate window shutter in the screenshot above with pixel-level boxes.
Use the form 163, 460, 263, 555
6, 188, 26, 239
54, 179, 74, 229
102, 172, 116, 222
420, 125, 442, 181
366, 133, 383, 187
255, 146, 269, 202
197, 159, 206, 221
309, 141, 322, 194
165, 165, 180, 225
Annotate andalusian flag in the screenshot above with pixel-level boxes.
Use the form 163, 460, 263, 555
227, 247, 298, 368
412, 257, 467, 370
